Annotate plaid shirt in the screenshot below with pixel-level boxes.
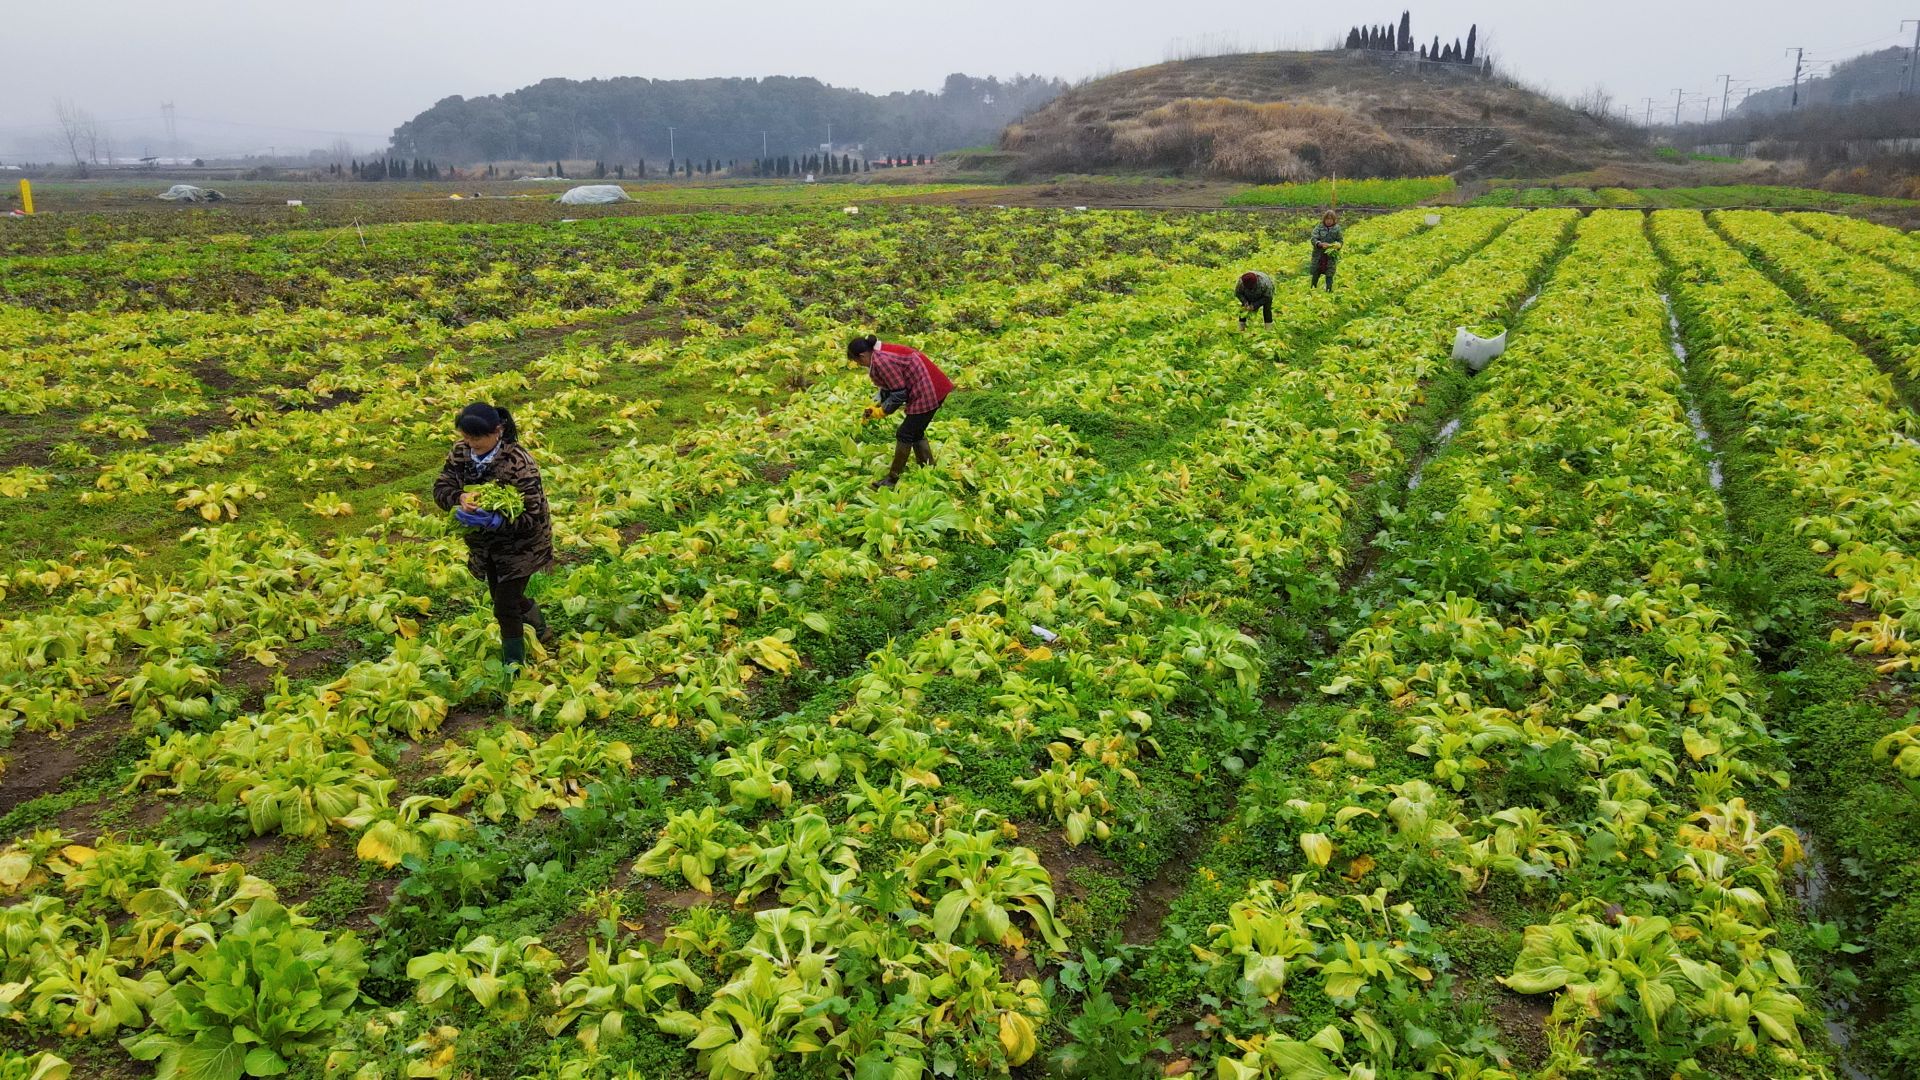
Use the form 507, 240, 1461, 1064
869, 343, 946, 415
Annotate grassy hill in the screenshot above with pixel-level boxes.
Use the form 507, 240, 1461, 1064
1002, 50, 1643, 181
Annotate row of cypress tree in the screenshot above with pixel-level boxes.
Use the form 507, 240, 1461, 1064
344, 158, 442, 180
1345, 12, 1479, 64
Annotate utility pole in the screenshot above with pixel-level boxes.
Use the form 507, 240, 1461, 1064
1717, 74, 1733, 121
1644, 97, 1655, 128
668, 126, 676, 163
1785, 47, 1805, 108
1904, 20, 1920, 97
1673, 88, 1686, 126
826, 122, 832, 150
761, 131, 768, 157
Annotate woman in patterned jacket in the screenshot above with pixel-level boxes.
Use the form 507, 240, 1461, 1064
1310, 211, 1345, 292
847, 335, 955, 489
432, 402, 554, 670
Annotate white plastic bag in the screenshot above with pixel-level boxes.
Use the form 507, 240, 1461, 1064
1452, 327, 1507, 373
1424, 213, 1443, 226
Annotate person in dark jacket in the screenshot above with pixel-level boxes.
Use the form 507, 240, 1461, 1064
847, 335, 955, 489
1310, 211, 1345, 292
1235, 271, 1275, 329
432, 403, 554, 670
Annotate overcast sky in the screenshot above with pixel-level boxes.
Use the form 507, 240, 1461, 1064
1, 0, 1911, 158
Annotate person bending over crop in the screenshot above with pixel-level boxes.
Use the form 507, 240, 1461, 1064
432, 402, 554, 671
1310, 211, 1344, 292
848, 334, 954, 489
1235, 271, 1274, 329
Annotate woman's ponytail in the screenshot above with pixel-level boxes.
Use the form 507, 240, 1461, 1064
455, 401, 518, 443
845, 334, 879, 360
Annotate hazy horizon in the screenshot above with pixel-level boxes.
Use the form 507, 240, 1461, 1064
2, 0, 1911, 160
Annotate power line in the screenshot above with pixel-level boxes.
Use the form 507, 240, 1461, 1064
1803, 30, 1906, 56
1904, 19, 1920, 96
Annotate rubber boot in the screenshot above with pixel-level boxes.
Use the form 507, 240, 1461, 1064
521, 598, 553, 645
912, 439, 934, 467
502, 632, 527, 672
873, 442, 912, 489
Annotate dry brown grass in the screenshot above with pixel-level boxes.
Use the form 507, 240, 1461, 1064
1099, 97, 1447, 181
1820, 163, 1920, 200
1002, 50, 1642, 180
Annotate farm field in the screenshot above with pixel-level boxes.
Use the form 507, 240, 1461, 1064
1469, 183, 1920, 210
1223, 177, 1457, 208
4, 201, 1920, 1080
0, 181, 1022, 245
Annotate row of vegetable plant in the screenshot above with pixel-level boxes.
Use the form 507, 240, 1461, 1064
1653, 207, 1920, 1076
1713, 210, 1920, 390
1784, 210, 1920, 282
297, 207, 1559, 1078
0, 215, 1297, 781
1135, 210, 1839, 1079
0, 209, 1471, 1077
111, 210, 1458, 850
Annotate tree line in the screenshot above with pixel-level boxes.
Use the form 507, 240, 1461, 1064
331, 152, 944, 182
341, 158, 444, 180
386, 73, 1066, 165
1344, 11, 1479, 64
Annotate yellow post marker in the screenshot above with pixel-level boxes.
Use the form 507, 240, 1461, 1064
17, 180, 31, 215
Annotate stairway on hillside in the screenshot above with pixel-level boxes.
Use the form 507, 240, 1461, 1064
1398, 125, 1509, 178
1451, 136, 1512, 176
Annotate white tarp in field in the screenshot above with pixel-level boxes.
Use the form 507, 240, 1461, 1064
158, 184, 223, 202
557, 184, 630, 205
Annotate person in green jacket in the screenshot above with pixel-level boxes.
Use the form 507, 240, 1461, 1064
1310, 211, 1344, 292
1235, 271, 1274, 329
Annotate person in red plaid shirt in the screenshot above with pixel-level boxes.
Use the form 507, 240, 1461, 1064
847, 334, 955, 489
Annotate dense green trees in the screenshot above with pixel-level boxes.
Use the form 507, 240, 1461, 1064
388, 73, 1064, 166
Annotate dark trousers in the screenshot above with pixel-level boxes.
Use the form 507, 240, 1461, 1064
896, 406, 938, 444
1241, 300, 1272, 326
484, 568, 534, 640
1310, 270, 1335, 291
